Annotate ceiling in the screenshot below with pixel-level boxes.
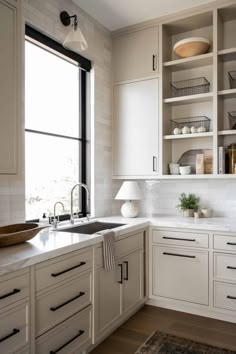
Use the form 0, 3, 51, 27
73, 0, 216, 31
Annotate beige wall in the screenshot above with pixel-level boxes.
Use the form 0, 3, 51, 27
0, 0, 113, 225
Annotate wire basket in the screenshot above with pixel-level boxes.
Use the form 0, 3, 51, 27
228, 71, 236, 89
228, 111, 236, 130
170, 77, 210, 97
171, 116, 211, 134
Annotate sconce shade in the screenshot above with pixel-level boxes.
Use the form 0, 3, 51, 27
60, 10, 88, 51
115, 181, 142, 200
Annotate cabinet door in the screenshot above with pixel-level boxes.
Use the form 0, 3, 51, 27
153, 246, 208, 305
0, 0, 19, 174
95, 266, 121, 335
114, 27, 159, 82
113, 78, 159, 176
122, 250, 144, 314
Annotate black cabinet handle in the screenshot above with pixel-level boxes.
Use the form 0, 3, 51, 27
124, 261, 129, 281
153, 156, 157, 172
50, 330, 84, 354
227, 242, 236, 246
50, 292, 85, 312
227, 295, 236, 300
118, 264, 123, 284
0, 288, 20, 301
51, 262, 86, 277
163, 236, 196, 242
0, 328, 20, 343
152, 54, 157, 71
163, 252, 196, 259
227, 266, 236, 270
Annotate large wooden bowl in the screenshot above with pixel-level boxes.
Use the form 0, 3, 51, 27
174, 37, 210, 58
0, 223, 48, 247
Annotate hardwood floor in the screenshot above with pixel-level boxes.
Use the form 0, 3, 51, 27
91, 305, 236, 353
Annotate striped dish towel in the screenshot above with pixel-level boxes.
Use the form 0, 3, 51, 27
99, 230, 116, 271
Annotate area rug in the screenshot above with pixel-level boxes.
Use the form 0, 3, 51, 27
135, 330, 236, 354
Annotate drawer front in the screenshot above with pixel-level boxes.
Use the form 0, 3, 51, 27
36, 272, 91, 336
36, 306, 92, 354
153, 246, 208, 305
0, 272, 29, 310
96, 232, 144, 268
36, 248, 92, 292
152, 229, 208, 248
214, 235, 236, 251
214, 281, 236, 311
0, 303, 29, 354
214, 253, 236, 282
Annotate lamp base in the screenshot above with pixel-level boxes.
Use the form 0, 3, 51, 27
121, 201, 139, 218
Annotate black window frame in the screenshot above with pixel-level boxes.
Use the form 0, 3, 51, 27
25, 25, 91, 220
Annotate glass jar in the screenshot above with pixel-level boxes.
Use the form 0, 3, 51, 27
228, 144, 236, 174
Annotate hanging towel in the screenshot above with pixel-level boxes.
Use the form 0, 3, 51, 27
99, 230, 116, 271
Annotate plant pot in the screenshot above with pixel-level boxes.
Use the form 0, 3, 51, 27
183, 209, 194, 217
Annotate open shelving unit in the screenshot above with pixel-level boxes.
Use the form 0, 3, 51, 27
160, 2, 236, 179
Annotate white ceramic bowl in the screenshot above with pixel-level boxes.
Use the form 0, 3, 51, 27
179, 166, 191, 175
173, 37, 210, 58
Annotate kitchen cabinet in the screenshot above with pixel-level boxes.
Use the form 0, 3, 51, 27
0, 0, 22, 175
114, 26, 159, 83
113, 78, 159, 177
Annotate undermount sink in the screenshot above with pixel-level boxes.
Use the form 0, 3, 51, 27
0, 223, 48, 247
57, 221, 126, 235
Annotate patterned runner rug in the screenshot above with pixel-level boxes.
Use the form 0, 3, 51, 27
135, 330, 236, 354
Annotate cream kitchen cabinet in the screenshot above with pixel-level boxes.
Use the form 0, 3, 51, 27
114, 26, 159, 83
0, 0, 22, 176
113, 78, 159, 177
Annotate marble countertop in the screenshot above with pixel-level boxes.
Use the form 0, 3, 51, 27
0, 215, 236, 275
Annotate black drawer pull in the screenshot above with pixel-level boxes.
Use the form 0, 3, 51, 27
163, 252, 196, 259
50, 330, 84, 354
51, 262, 86, 277
163, 236, 196, 242
227, 242, 236, 246
124, 261, 129, 281
118, 264, 123, 284
0, 288, 20, 300
227, 266, 236, 270
227, 295, 236, 300
50, 292, 85, 312
0, 328, 20, 343
152, 54, 157, 71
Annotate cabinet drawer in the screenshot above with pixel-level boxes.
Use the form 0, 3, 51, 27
214, 253, 236, 282
35, 248, 92, 292
214, 281, 236, 311
152, 229, 208, 248
96, 232, 144, 268
153, 246, 208, 305
0, 270, 29, 310
36, 306, 92, 354
214, 235, 236, 251
36, 272, 91, 336
0, 303, 29, 354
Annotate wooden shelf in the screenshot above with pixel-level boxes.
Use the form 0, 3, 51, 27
163, 53, 213, 72
218, 88, 236, 98
218, 48, 236, 62
164, 132, 213, 140
218, 130, 236, 136
164, 92, 213, 105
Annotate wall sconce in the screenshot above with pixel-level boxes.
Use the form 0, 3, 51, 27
60, 11, 88, 51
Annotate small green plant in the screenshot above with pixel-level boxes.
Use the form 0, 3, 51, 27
177, 193, 200, 211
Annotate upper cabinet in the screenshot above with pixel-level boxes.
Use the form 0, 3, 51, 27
0, 0, 22, 176
114, 26, 159, 83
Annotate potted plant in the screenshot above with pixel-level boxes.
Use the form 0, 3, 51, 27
177, 193, 200, 217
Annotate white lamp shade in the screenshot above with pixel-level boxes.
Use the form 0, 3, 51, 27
63, 25, 88, 51
115, 181, 142, 200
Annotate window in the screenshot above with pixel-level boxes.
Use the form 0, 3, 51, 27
25, 27, 91, 221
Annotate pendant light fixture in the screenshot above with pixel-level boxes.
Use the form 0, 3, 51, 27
60, 11, 88, 51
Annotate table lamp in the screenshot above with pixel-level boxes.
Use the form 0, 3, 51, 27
115, 181, 142, 218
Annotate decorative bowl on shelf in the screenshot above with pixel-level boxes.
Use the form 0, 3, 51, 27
0, 223, 48, 247
179, 166, 191, 175
173, 37, 210, 58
